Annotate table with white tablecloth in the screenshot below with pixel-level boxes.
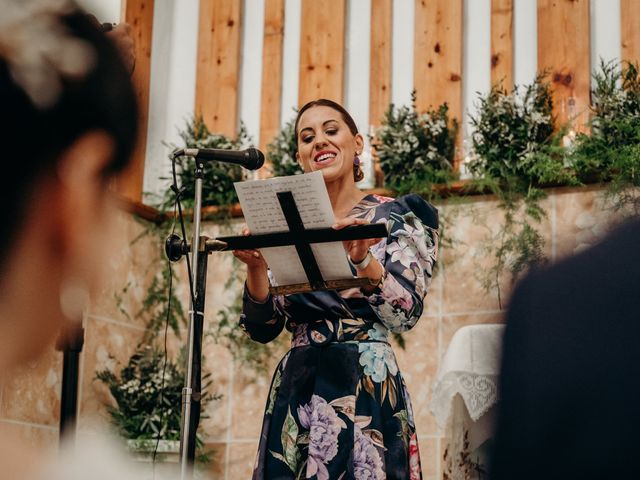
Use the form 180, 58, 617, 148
430, 324, 505, 480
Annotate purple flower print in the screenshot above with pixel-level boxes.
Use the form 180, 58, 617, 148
297, 395, 347, 480
353, 425, 385, 480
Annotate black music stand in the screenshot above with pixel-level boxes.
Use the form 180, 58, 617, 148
165, 190, 387, 478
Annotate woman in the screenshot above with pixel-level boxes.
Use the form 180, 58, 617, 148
234, 99, 439, 480
0, 2, 138, 477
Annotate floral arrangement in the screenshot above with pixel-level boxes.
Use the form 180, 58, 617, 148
570, 60, 640, 215
95, 344, 215, 446
468, 75, 570, 186
266, 115, 304, 177
467, 75, 575, 306
157, 116, 253, 210
371, 91, 457, 197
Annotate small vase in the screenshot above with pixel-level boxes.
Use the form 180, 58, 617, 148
126, 439, 181, 480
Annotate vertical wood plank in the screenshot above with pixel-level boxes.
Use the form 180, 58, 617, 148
116, 0, 154, 202
369, 0, 392, 127
195, 0, 242, 137
537, 0, 590, 131
259, 0, 285, 153
621, 0, 640, 63
414, 0, 463, 164
298, 0, 346, 106
491, 0, 513, 89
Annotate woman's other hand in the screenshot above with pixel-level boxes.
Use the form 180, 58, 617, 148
332, 217, 383, 264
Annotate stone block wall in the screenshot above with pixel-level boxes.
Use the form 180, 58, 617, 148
0, 185, 622, 479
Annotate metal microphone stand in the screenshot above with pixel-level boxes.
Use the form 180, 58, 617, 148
177, 159, 206, 480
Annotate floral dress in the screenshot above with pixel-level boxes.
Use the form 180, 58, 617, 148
240, 193, 439, 480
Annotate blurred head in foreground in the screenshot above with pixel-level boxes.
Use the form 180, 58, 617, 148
0, 0, 137, 369
490, 216, 640, 480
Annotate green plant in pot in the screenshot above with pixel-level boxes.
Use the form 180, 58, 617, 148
97, 223, 217, 463
96, 344, 216, 462
468, 75, 575, 306
371, 91, 458, 199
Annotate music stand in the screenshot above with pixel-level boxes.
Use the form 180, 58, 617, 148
166, 179, 387, 479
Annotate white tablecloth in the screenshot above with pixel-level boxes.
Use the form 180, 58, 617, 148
431, 324, 505, 428
430, 324, 505, 479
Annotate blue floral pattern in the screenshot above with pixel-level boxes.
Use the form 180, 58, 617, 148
240, 194, 438, 479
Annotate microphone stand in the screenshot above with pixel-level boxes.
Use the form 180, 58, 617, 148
178, 159, 206, 480
165, 150, 386, 479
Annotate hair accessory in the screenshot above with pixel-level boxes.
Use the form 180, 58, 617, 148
0, 0, 96, 109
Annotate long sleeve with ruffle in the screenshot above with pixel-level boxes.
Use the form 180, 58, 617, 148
360, 194, 439, 332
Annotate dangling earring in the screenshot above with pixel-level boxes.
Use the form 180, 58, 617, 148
59, 277, 90, 321
353, 154, 364, 182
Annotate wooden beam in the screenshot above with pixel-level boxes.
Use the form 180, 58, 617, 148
369, 0, 392, 126
491, 0, 513, 90
298, 0, 346, 106
414, 0, 463, 117
259, 0, 285, 154
537, 0, 590, 131
414, 0, 463, 166
116, 0, 154, 202
195, 0, 243, 137
621, 0, 640, 64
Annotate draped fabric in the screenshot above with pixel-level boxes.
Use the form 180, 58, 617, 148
239, 194, 439, 480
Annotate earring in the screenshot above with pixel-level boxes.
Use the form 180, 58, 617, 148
353, 155, 361, 166
59, 277, 90, 321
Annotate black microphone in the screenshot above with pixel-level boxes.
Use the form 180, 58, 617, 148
174, 147, 265, 170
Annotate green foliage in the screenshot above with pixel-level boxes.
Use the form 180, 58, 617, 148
267, 114, 304, 177
96, 344, 217, 447
372, 92, 458, 198
118, 221, 187, 341
570, 60, 640, 215
100, 221, 217, 455
468, 76, 575, 306
157, 116, 253, 210
468, 75, 572, 187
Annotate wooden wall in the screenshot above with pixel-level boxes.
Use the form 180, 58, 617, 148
538, 0, 591, 131
116, 0, 154, 202
130, 0, 640, 198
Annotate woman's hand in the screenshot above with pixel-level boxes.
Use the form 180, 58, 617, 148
233, 227, 270, 302
232, 228, 267, 270
332, 217, 383, 264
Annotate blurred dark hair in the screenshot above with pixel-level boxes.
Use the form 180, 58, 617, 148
294, 98, 364, 182
0, 8, 138, 265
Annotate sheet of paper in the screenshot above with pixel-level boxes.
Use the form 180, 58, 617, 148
234, 171, 354, 286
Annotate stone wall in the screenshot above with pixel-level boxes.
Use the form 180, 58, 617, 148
0, 185, 621, 479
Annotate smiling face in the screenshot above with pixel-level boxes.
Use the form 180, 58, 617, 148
295, 105, 364, 185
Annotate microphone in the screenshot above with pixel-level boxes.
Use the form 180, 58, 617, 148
174, 147, 265, 170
